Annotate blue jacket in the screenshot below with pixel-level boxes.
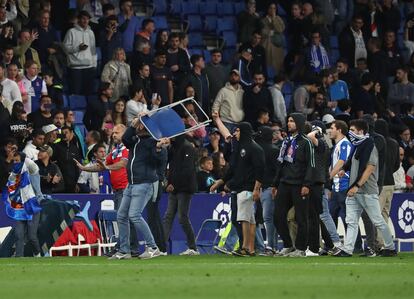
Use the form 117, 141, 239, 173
122, 127, 166, 184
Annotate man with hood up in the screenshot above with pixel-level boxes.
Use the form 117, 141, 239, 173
255, 126, 280, 255
272, 113, 315, 257
212, 122, 265, 256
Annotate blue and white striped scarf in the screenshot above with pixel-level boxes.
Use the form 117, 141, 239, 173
310, 45, 330, 73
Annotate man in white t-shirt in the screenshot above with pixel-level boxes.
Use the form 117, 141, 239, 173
0, 64, 21, 113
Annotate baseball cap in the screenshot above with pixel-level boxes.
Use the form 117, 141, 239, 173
230, 69, 240, 76
239, 45, 253, 54
322, 114, 335, 125
38, 145, 53, 157
42, 124, 58, 134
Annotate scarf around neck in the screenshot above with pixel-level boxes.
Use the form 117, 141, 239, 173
277, 135, 299, 163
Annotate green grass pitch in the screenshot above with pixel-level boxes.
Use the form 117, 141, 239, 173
0, 254, 413, 299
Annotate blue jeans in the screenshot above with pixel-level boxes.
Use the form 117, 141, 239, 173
329, 190, 347, 226
260, 187, 277, 249
343, 193, 395, 254
117, 183, 156, 253
320, 189, 340, 244
255, 225, 266, 253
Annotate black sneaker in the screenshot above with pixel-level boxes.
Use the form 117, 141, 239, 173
131, 251, 140, 258
232, 248, 250, 257
333, 249, 352, 257
327, 246, 342, 256
378, 249, 397, 257
360, 247, 376, 257
104, 248, 118, 257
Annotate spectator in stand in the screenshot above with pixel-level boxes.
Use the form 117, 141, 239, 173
394, 147, 412, 192
252, 108, 270, 131
205, 49, 228, 105
261, 3, 285, 74
131, 41, 152, 81
0, 64, 21, 113
101, 47, 131, 102
305, 30, 330, 75
388, 66, 414, 115
134, 18, 155, 53
332, 0, 354, 34
76, 144, 112, 194
126, 85, 160, 125
404, 12, 414, 58
337, 58, 359, 98
53, 125, 83, 193
64, 109, 86, 158
241, 31, 267, 77
112, 98, 127, 125
383, 30, 402, 77
196, 156, 216, 193
212, 70, 244, 133
9, 101, 30, 149
7, 63, 28, 105
21, 60, 47, 114
96, 3, 117, 39
150, 50, 173, 106
43, 70, 63, 109
117, 0, 140, 59
31, 10, 60, 69
27, 95, 53, 129
367, 37, 389, 95
293, 77, 320, 117
237, 0, 262, 44
23, 129, 45, 161
1, 46, 20, 69
154, 29, 169, 52
179, 32, 191, 63
83, 82, 111, 131
179, 55, 209, 116
99, 15, 123, 66
100, 114, 114, 153
133, 63, 151, 101
287, 2, 305, 52
13, 28, 41, 72
36, 144, 64, 194
233, 46, 253, 88
84, 130, 101, 164
205, 127, 223, 156
353, 73, 376, 118
63, 10, 97, 96
166, 32, 191, 88
381, 0, 401, 34
269, 73, 286, 126
339, 15, 368, 68
78, 0, 103, 25
211, 151, 228, 181
309, 91, 331, 121
43, 123, 59, 147
243, 72, 274, 126
52, 110, 64, 137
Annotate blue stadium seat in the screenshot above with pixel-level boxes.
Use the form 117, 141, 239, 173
330, 49, 340, 63
267, 66, 276, 81
234, 2, 245, 15
63, 94, 69, 108
277, 4, 287, 16
222, 31, 237, 48
187, 15, 203, 32
199, 1, 216, 15
181, 1, 199, 18
96, 47, 102, 62
152, 0, 168, 15
189, 48, 203, 56
216, 17, 236, 35
218, 2, 234, 16
222, 48, 236, 64
153, 16, 168, 30
170, 0, 182, 16
188, 33, 204, 48
203, 49, 211, 63
282, 81, 293, 95
73, 110, 85, 125
329, 36, 339, 49
69, 95, 87, 110
204, 16, 217, 32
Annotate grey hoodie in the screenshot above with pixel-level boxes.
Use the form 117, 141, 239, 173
63, 24, 97, 69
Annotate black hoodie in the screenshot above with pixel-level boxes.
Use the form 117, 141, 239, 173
375, 119, 400, 186
223, 122, 265, 193
273, 113, 315, 187
256, 126, 280, 189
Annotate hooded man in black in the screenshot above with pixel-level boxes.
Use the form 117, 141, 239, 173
272, 113, 315, 257
217, 122, 265, 256
255, 126, 280, 254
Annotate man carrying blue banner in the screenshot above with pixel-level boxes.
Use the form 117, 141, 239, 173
2, 151, 44, 257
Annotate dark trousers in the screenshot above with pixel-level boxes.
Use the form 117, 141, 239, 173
68, 67, 96, 95
320, 221, 334, 249
15, 213, 41, 257
308, 184, 323, 253
230, 192, 243, 246
146, 182, 166, 252
163, 192, 196, 250
274, 183, 309, 251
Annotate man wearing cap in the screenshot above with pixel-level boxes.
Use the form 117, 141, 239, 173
272, 113, 315, 257
42, 123, 59, 145
63, 10, 97, 95
36, 145, 64, 194
205, 127, 223, 155
233, 45, 253, 88
212, 69, 245, 133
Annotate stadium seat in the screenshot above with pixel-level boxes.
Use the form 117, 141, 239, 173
187, 15, 203, 32
195, 219, 222, 254
330, 49, 340, 64
204, 16, 217, 33
181, 1, 199, 18
203, 49, 211, 63
217, 17, 236, 35
189, 48, 203, 56
188, 33, 204, 48
170, 0, 182, 16
234, 2, 245, 15
63, 94, 69, 108
97, 210, 118, 255
222, 48, 236, 64
69, 95, 87, 110
152, 0, 168, 15
73, 110, 85, 125
222, 31, 237, 48
153, 16, 168, 30
199, 1, 216, 15
282, 81, 293, 95
218, 2, 234, 16
141, 107, 186, 140
329, 36, 339, 49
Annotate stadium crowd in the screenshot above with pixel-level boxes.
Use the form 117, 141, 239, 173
0, 0, 414, 258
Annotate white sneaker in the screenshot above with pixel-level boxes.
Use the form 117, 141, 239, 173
275, 247, 295, 257
159, 251, 168, 256
108, 252, 132, 260
286, 249, 306, 257
139, 247, 161, 259
305, 248, 320, 257
179, 248, 200, 256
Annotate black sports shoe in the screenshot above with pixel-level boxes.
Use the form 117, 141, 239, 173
232, 248, 250, 257
378, 249, 397, 257
359, 247, 376, 257
333, 249, 352, 257
104, 248, 118, 257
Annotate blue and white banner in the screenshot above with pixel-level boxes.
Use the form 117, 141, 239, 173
390, 193, 414, 239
